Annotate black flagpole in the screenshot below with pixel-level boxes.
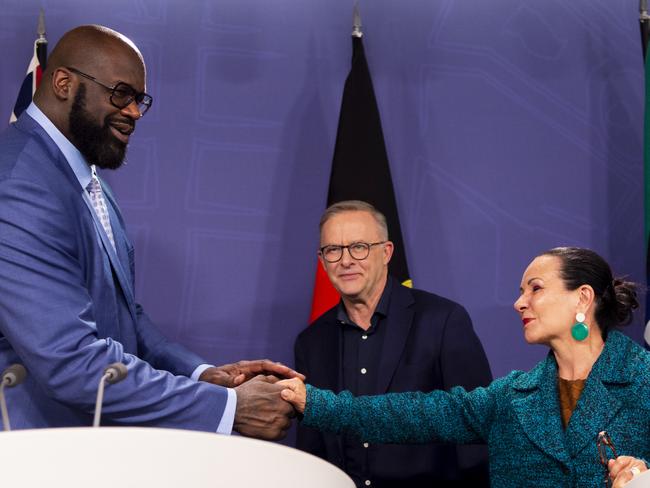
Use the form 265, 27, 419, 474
36, 9, 47, 69
642, 0, 649, 60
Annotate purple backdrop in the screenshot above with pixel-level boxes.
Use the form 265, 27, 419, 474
0, 0, 644, 398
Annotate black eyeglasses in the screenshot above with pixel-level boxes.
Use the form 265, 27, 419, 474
319, 241, 386, 263
597, 431, 617, 487
66, 66, 153, 116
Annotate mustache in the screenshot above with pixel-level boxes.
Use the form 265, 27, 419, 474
107, 117, 135, 135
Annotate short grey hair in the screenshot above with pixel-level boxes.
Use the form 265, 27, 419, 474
319, 200, 389, 241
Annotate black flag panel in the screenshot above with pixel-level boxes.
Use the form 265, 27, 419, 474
327, 35, 411, 286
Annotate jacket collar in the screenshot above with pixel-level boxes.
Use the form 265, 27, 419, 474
512, 331, 634, 392
510, 331, 633, 465
376, 277, 415, 393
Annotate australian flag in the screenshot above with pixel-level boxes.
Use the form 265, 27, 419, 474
10, 22, 47, 123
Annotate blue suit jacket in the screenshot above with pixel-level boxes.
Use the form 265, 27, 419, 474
0, 113, 228, 430
302, 330, 650, 487
295, 279, 492, 487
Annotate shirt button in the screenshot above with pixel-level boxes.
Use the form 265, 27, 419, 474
365, 481, 371, 486
363, 442, 369, 448
361, 334, 368, 340
360, 368, 367, 374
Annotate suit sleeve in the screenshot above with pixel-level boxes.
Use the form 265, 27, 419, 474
0, 176, 226, 430
294, 333, 329, 458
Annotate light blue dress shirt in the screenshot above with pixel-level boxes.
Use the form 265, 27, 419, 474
25, 103, 236, 434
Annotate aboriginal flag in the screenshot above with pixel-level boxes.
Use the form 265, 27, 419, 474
309, 31, 411, 323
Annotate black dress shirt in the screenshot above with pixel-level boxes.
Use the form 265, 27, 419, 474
337, 279, 392, 488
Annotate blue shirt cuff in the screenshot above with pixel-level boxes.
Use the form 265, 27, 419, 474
216, 388, 236, 434
191, 363, 236, 434
191, 363, 213, 382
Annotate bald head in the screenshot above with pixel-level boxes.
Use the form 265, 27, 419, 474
42, 25, 144, 82
34, 25, 145, 111
33, 25, 148, 169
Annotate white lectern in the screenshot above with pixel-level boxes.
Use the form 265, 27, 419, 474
0, 427, 355, 487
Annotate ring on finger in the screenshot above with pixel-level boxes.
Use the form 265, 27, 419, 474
631, 466, 641, 477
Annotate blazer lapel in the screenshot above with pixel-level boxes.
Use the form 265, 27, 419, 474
564, 332, 630, 458
511, 355, 571, 467
376, 282, 415, 393
81, 189, 137, 325
564, 379, 622, 458
103, 193, 134, 289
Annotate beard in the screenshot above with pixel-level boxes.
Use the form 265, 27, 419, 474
68, 83, 132, 170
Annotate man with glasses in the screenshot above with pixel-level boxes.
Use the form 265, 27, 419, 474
0, 25, 300, 437
294, 200, 492, 487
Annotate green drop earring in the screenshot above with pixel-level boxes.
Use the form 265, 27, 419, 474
571, 312, 588, 341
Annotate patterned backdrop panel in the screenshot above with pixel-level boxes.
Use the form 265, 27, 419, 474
0, 0, 643, 382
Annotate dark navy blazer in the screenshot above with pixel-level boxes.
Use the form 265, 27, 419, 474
295, 278, 492, 487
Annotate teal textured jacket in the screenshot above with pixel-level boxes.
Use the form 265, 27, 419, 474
302, 331, 650, 487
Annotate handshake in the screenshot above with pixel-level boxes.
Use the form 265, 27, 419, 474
200, 360, 307, 440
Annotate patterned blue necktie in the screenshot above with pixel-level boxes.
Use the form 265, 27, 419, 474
87, 172, 116, 249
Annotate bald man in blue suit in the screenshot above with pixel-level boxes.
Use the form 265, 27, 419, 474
0, 25, 298, 436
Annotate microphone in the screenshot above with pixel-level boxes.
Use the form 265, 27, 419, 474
93, 362, 127, 428
104, 363, 128, 384
1, 364, 27, 431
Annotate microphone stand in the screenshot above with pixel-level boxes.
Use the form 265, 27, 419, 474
0, 364, 27, 431
0, 382, 11, 432
93, 363, 128, 428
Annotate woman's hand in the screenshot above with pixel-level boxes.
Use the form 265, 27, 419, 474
609, 456, 647, 488
278, 377, 307, 413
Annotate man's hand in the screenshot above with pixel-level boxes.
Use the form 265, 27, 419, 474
233, 375, 295, 440
199, 359, 305, 387
609, 456, 648, 488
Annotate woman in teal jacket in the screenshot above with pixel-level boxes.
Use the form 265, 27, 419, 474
281, 247, 647, 487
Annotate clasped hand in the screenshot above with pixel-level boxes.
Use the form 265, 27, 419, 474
199, 359, 304, 387
199, 360, 306, 441
278, 377, 307, 413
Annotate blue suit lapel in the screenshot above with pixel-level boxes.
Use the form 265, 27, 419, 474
103, 193, 134, 290
511, 355, 571, 467
81, 183, 138, 327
